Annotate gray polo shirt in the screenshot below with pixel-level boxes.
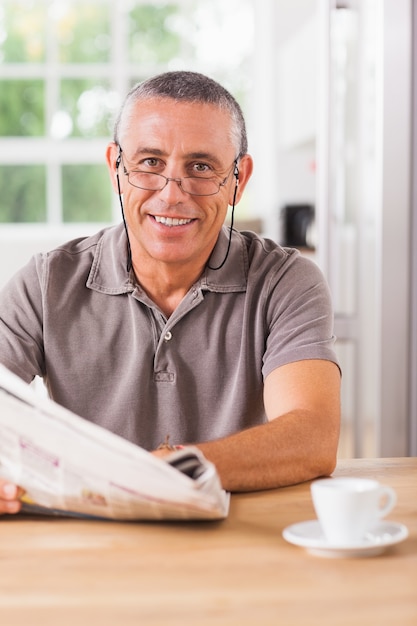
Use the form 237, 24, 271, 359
0, 224, 338, 449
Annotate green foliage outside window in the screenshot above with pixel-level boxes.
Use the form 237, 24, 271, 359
0, 80, 45, 137
60, 79, 114, 138
129, 4, 182, 63
0, 166, 46, 222
57, 5, 111, 64
0, 2, 47, 63
62, 165, 112, 223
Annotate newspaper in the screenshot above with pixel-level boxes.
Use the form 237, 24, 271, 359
0, 365, 230, 521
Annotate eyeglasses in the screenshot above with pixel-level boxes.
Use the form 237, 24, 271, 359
117, 147, 237, 197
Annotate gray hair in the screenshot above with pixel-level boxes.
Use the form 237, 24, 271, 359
113, 71, 248, 158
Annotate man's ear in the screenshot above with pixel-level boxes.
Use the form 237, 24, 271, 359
105, 142, 121, 194
229, 153, 254, 205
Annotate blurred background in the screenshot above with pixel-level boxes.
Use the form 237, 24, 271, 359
0, 0, 416, 459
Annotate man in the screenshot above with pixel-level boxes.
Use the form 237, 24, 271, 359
0, 71, 340, 515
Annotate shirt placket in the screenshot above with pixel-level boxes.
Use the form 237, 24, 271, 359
152, 286, 204, 383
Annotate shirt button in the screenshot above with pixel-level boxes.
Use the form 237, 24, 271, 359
164, 331, 172, 342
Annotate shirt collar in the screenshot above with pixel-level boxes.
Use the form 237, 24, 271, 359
86, 224, 134, 294
202, 226, 248, 292
87, 224, 248, 295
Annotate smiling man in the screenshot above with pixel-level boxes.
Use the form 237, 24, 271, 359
107, 94, 252, 315
0, 71, 341, 514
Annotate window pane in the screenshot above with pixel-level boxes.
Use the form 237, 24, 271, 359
62, 164, 112, 222
0, 1, 46, 63
129, 4, 182, 63
0, 165, 46, 222
59, 80, 117, 138
0, 80, 45, 137
57, 3, 111, 63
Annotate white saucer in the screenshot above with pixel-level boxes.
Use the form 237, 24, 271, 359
282, 520, 408, 558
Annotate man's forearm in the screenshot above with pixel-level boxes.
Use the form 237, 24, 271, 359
195, 410, 340, 492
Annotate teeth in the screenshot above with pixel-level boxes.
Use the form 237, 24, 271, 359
154, 216, 193, 227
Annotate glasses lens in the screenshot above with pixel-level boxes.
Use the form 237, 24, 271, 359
181, 177, 220, 196
128, 172, 163, 191
127, 171, 220, 196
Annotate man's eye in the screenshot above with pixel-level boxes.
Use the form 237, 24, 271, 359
192, 163, 212, 175
141, 158, 160, 168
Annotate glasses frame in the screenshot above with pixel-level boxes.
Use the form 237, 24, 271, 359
117, 146, 238, 197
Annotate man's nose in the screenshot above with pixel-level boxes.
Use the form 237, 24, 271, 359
157, 177, 189, 202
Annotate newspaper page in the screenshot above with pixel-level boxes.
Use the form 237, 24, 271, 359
0, 365, 230, 521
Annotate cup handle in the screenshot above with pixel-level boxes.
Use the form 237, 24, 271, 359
377, 485, 396, 518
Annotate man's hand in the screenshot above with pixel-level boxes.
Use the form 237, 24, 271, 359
0, 479, 24, 515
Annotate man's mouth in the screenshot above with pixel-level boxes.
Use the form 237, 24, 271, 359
153, 216, 194, 227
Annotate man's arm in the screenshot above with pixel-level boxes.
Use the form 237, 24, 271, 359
1, 359, 339, 513
194, 359, 341, 492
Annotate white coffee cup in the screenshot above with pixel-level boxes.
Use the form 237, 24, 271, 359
310, 477, 397, 545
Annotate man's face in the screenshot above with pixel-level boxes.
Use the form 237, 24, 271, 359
107, 98, 252, 271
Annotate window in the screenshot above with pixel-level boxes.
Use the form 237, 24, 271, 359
0, 0, 254, 225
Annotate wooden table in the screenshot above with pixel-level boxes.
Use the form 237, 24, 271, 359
0, 457, 416, 625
